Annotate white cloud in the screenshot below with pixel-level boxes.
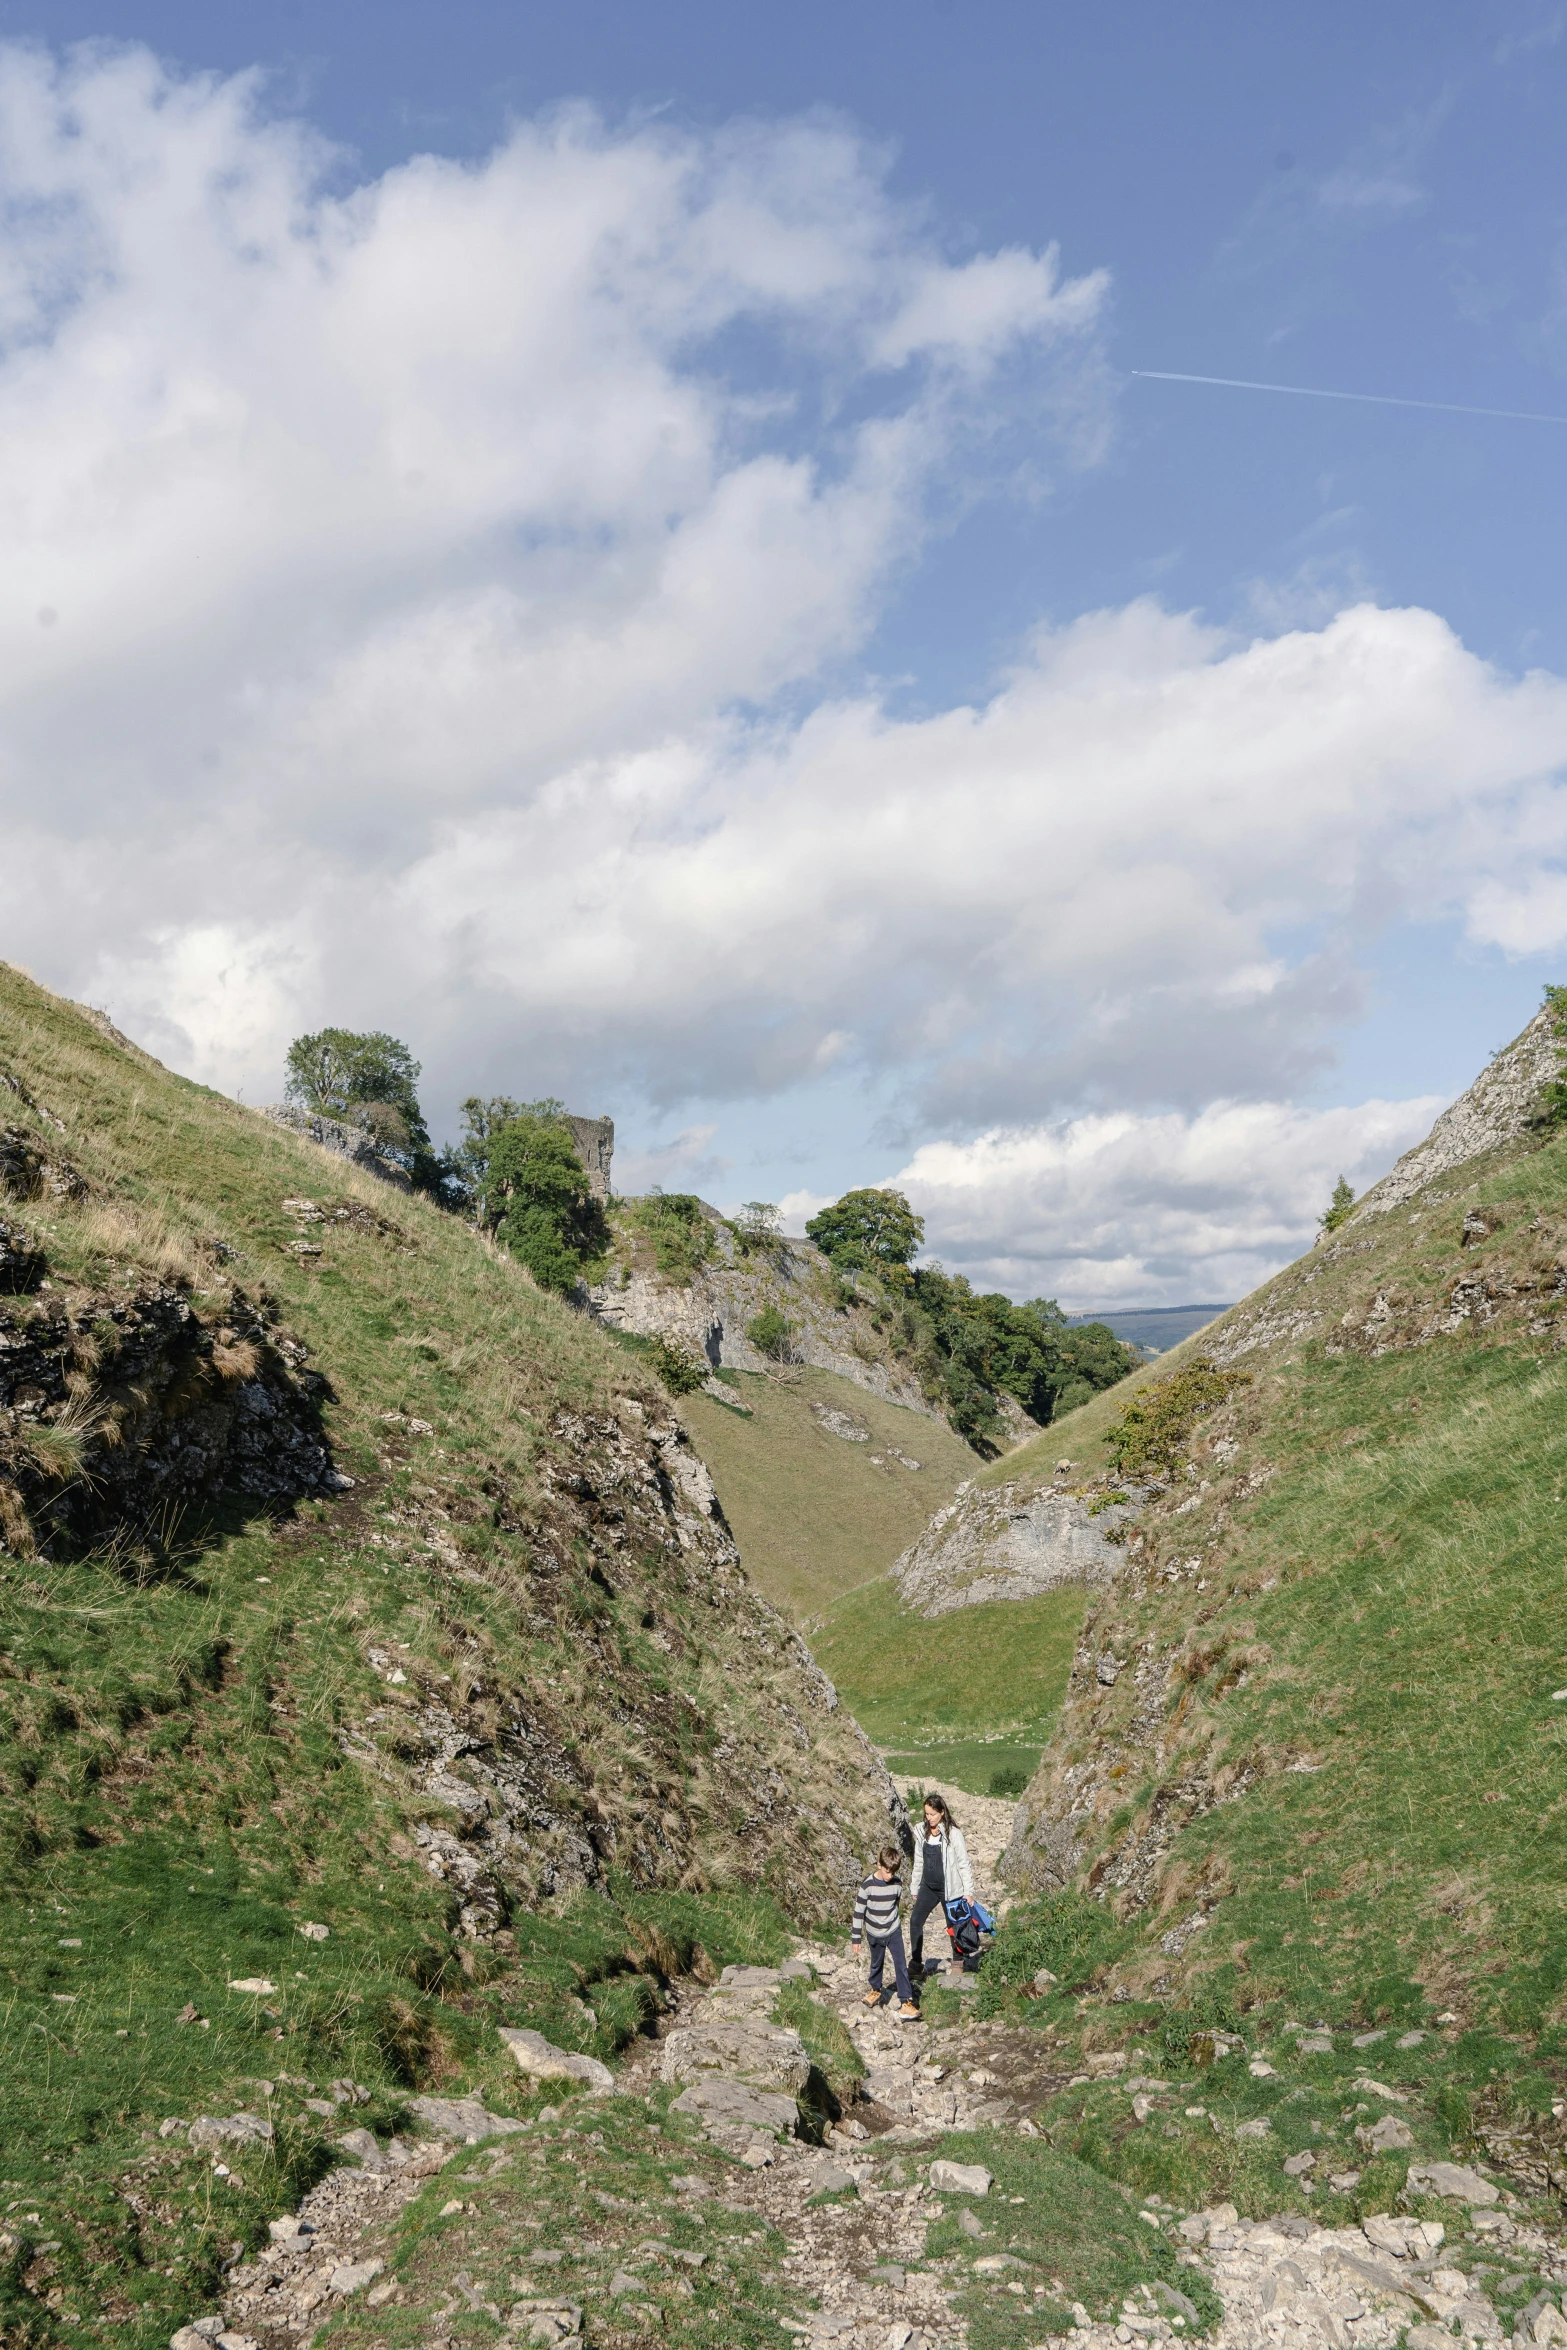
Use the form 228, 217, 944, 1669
3, 44, 1567, 1317
0, 43, 1108, 1111
615, 1123, 729, 1195
777, 1187, 838, 1236
211, 594, 1567, 1134
891, 1095, 1445, 1310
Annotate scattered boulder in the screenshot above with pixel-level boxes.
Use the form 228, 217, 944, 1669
506, 2303, 582, 2346
808, 2163, 856, 2199
187, 2115, 274, 2152
1405, 2160, 1499, 2206
405, 2094, 525, 2141
930, 2159, 992, 2197
498, 2027, 615, 2095
1152, 2281, 1201, 2325
328, 2261, 383, 2296
1357, 2113, 1414, 2153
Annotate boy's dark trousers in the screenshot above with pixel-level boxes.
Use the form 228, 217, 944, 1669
867, 1928, 912, 2003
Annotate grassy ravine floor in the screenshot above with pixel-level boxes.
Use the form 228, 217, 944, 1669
886, 1743, 1044, 1801
811, 1581, 1082, 1755
677, 1367, 978, 1621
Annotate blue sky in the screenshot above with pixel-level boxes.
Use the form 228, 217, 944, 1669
4, 1, 1567, 1303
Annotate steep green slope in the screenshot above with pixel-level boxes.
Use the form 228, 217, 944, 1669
676, 1366, 977, 1618
0, 966, 896, 2350
1004, 1004, 1567, 2039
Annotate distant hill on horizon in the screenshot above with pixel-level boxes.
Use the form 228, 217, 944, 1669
1067, 1300, 1232, 1354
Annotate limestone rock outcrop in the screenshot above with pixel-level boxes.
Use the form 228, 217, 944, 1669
891, 1477, 1142, 1618
583, 1208, 941, 1417
261, 1104, 412, 1190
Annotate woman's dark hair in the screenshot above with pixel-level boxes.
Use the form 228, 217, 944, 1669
922, 1789, 958, 1831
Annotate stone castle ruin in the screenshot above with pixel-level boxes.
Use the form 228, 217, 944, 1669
562, 1113, 614, 1201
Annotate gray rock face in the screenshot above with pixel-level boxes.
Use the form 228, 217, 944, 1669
660, 2016, 811, 2098
0, 1219, 43, 1294
0, 1276, 342, 1552
1351, 1003, 1561, 1221
657, 1960, 822, 2149
669, 2074, 801, 2139
260, 1104, 412, 1190
891, 1480, 1142, 1618
583, 1213, 942, 1418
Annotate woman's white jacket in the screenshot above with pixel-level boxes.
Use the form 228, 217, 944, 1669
913, 1825, 973, 1903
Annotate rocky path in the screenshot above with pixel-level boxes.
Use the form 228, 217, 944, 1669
176, 1790, 1567, 2350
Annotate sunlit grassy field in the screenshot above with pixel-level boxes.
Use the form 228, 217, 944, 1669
678, 1365, 979, 1618
810, 1580, 1082, 1750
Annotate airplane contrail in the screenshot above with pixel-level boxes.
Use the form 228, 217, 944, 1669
1131, 368, 1567, 427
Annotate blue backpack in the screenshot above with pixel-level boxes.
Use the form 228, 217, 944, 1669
943, 1896, 995, 1969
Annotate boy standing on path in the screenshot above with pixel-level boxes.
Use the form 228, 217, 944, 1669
849, 1843, 919, 2016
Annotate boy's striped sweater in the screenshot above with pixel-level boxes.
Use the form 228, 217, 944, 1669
851, 1871, 903, 1942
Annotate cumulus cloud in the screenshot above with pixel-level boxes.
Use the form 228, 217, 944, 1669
889, 1095, 1445, 1310
3, 45, 1567, 1307
0, 43, 1106, 1076
146, 594, 1565, 1135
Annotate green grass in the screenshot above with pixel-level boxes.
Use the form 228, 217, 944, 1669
886, 1743, 1043, 1799
678, 1367, 978, 1619
1006, 1056, 1567, 2036
943, 1973, 1566, 2268
770, 1975, 865, 2112
0, 963, 895, 2350
1134, 1331, 1567, 2023
891, 2126, 1223, 2343
321, 2087, 801, 2350
811, 1581, 1082, 1748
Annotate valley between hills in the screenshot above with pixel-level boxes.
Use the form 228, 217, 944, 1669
1, 961, 1566, 2350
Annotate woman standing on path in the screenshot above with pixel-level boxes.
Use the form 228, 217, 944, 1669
908, 1791, 973, 1982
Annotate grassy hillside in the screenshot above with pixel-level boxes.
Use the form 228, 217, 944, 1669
676, 1366, 977, 1618
0, 966, 896, 2350
1005, 1013, 1567, 2045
